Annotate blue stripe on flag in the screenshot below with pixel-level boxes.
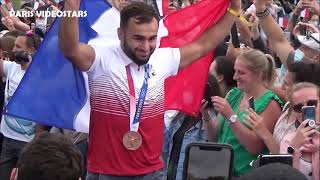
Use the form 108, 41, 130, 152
4, 0, 111, 130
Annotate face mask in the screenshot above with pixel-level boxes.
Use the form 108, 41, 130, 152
294, 49, 305, 62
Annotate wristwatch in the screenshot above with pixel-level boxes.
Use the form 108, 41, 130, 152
287, 146, 295, 154
228, 114, 238, 124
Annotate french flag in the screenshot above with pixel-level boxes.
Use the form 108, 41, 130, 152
4, 0, 228, 132
278, 16, 289, 29
300, 8, 311, 18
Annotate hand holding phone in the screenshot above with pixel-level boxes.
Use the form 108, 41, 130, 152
302, 106, 316, 128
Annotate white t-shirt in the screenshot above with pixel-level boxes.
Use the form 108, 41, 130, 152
0, 61, 36, 142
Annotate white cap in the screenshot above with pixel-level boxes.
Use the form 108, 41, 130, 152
297, 33, 320, 52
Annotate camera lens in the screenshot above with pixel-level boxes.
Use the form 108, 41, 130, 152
308, 120, 316, 128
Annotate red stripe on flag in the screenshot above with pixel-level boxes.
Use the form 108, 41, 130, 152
162, 0, 229, 116
301, 8, 311, 18
162, 0, 170, 16
279, 17, 289, 29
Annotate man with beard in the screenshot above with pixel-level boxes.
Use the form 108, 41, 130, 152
0, 31, 41, 179
59, 0, 241, 179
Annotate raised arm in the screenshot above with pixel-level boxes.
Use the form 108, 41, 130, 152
286, 1, 304, 33
178, 0, 240, 69
58, 0, 95, 71
254, 0, 294, 68
0, 5, 30, 32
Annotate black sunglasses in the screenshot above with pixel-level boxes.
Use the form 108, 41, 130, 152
292, 100, 318, 113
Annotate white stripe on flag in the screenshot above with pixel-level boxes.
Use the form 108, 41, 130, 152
300, 8, 310, 18
279, 17, 283, 27
73, 73, 91, 132
156, 19, 169, 48
156, 0, 163, 17
74, 6, 120, 133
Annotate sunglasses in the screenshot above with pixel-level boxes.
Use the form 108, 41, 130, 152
292, 100, 318, 113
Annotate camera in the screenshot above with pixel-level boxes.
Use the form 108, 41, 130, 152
307, 119, 316, 128
13, 51, 31, 63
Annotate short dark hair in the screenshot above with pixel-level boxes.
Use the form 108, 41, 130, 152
120, 2, 159, 29
288, 61, 320, 86
17, 31, 42, 50
214, 56, 237, 88
17, 132, 83, 180
235, 163, 307, 180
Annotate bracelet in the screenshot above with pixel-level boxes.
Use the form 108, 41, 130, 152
256, 8, 270, 18
202, 117, 211, 122
227, 7, 240, 18
227, 8, 252, 27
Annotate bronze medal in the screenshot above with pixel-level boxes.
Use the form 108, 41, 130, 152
122, 131, 142, 150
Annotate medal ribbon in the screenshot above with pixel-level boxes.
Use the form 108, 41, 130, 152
126, 64, 150, 132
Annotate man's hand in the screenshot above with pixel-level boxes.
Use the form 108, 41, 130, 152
229, 0, 241, 12
293, 22, 320, 37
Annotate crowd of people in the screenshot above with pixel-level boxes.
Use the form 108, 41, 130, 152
0, 0, 319, 179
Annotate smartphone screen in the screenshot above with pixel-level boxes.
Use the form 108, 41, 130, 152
183, 143, 233, 180
231, 23, 240, 48
259, 154, 293, 167
302, 106, 316, 128
248, 96, 255, 111
204, 84, 213, 108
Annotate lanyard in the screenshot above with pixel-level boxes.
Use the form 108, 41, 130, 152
126, 64, 150, 132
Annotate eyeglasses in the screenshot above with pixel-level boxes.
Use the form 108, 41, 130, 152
292, 100, 318, 113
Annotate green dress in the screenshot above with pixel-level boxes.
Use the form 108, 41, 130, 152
217, 88, 284, 176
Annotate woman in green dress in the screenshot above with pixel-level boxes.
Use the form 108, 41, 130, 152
201, 49, 284, 176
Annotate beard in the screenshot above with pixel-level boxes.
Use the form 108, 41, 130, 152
122, 37, 155, 66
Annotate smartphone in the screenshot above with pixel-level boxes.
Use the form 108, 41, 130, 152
259, 154, 293, 167
203, 83, 214, 108
248, 96, 255, 111
183, 143, 233, 180
302, 106, 316, 128
231, 23, 240, 48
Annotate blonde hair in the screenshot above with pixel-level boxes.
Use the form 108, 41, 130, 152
238, 49, 277, 88
288, 82, 320, 103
